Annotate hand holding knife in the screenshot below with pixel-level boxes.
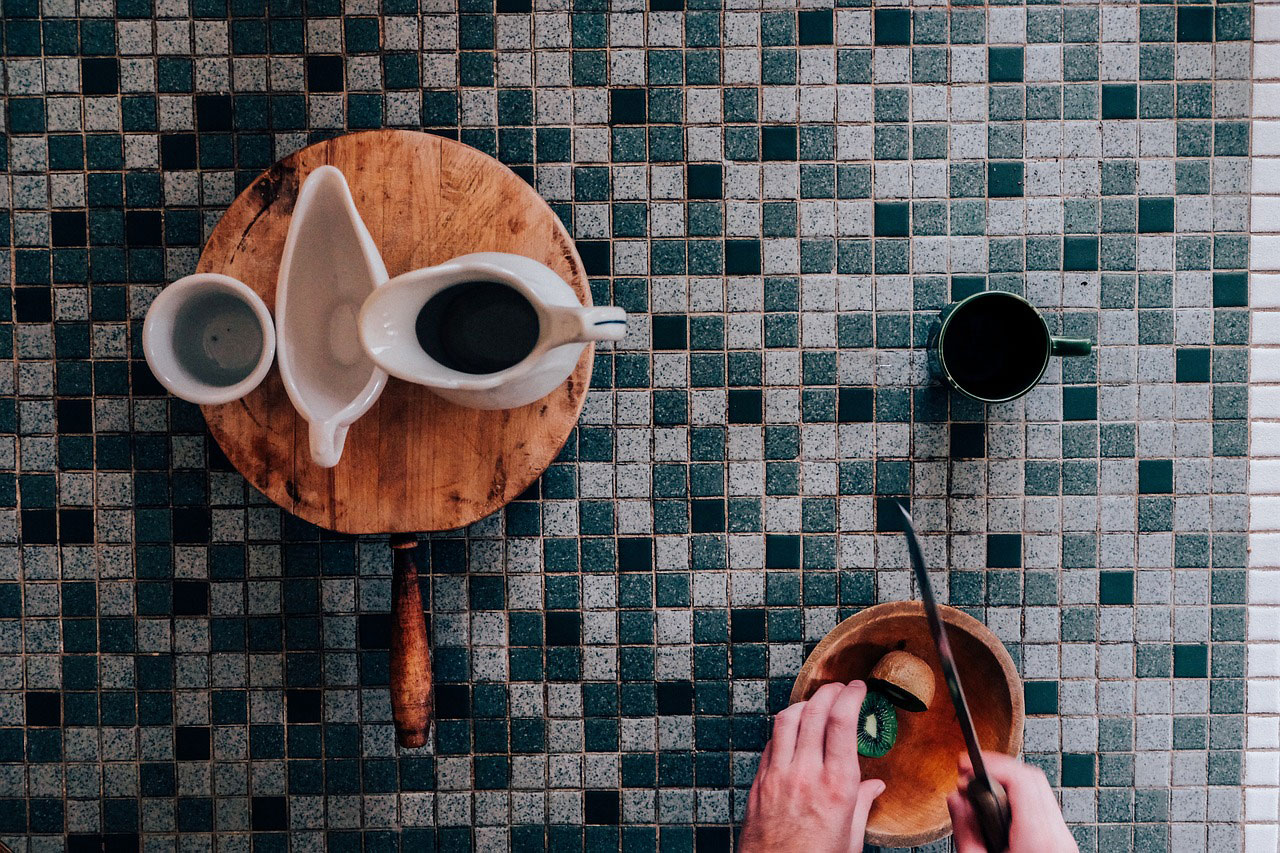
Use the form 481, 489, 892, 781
896, 501, 1012, 853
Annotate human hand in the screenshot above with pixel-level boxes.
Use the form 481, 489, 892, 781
946, 751, 1078, 853
738, 681, 885, 853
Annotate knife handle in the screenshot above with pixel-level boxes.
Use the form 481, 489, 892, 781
966, 774, 1011, 853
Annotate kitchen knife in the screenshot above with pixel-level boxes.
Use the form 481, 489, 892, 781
896, 501, 1012, 853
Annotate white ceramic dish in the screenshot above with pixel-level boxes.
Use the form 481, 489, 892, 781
142, 272, 276, 405
357, 252, 626, 410
275, 165, 390, 468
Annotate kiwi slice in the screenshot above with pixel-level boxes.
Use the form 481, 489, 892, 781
857, 689, 899, 758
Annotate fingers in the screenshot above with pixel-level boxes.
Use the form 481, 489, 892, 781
823, 680, 868, 772
757, 738, 774, 773
769, 701, 806, 766
958, 751, 1061, 828
745, 737, 772, 821
947, 791, 988, 853
794, 681, 844, 764
958, 750, 1032, 782
848, 777, 885, 848
959, 751, 1054, 805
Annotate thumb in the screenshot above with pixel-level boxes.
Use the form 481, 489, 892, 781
947, 789, 987, 853
849, 778, 886, 850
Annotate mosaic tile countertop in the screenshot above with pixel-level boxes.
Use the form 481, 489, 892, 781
0, 0, 1264, 850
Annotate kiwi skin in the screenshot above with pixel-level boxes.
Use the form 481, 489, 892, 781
857, 689, 899, 758
868, 650, 935, 712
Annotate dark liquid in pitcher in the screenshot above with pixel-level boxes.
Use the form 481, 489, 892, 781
941, 294, 1048, 400
415, 281, 540, 374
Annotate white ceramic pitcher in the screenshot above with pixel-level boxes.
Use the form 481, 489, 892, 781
357, 252, 626, 410
275, 165, 390, 468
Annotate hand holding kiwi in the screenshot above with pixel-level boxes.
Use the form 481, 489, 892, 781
738, 681, 886, 853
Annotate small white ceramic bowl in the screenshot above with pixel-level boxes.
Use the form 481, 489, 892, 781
142, 272, 276, 405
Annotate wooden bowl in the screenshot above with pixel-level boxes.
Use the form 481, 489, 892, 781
790, 601, 1024, 848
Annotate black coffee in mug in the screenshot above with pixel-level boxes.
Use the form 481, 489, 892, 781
414, 281, 540, 374
928, 291, 1092, 403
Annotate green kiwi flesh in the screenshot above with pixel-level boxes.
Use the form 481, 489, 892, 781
857, 690, 898, 758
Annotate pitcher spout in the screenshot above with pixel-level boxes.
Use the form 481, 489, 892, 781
310, 422, 348, 469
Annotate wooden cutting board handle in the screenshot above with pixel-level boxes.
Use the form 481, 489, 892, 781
389, 534, 432, 747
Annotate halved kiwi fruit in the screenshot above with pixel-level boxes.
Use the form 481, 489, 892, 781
868, 650, 935, 713
857, 689, 899, 758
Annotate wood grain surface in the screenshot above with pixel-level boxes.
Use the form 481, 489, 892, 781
790, 601, 1025, 849
389, 534, 432, 747
196, 129, 592, 534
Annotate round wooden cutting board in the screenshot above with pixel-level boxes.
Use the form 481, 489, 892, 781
196, 130, 592, 534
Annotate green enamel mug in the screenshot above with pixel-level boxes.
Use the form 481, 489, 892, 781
927, 291, 1093, 403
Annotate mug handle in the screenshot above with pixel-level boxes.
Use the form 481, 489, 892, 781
578, 306, 628, 342
1050, 337, 1093, 357
547, 306, 628, 345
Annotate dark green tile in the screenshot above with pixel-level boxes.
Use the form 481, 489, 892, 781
874, 9, 911, 45
762, 126, 798, 161
797, 10, 833, 46
1102, 84, 1137, 119
837, 388, 873, 423
987, 161, 1024, 198
1063, 387, 1097, 421
1061, 753, 1095, 787
986, 534, 1021, 569
1173, 644, 1208, 678
686, 163, 721, 200
1138, 459, 1173, 494
1064, 236, 1099, 271
1175, 348, 1210, 383
1137, 197, 1174, 233
1100, 571, 1134, 605
873, 202, 909, 237
1176, 5, 1213, 41
988, 46, 1023, 83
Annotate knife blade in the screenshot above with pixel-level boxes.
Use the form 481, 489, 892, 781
896, 501, 1011, 852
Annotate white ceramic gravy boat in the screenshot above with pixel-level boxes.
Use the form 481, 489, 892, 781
357, 252, 626, 410
275, 165, 389, 467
